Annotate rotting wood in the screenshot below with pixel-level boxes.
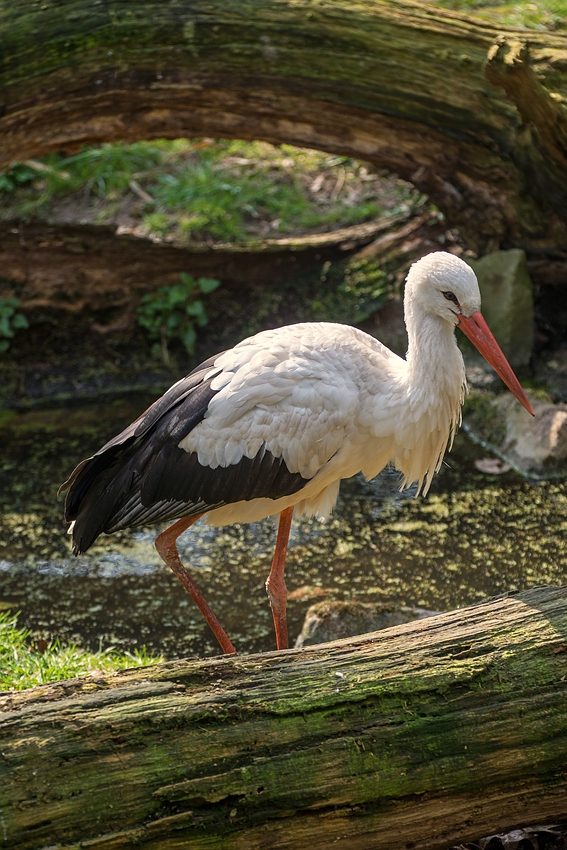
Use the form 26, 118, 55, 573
2, 0, 567, 262
0, 210, 412, 321
1, 585, 566, 850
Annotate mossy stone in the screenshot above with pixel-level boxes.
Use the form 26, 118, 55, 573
468, 249, 534, 368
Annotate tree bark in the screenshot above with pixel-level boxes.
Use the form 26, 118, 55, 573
1, 585, 567, 850
2, 1, 567, 265
0, 212, 410, 321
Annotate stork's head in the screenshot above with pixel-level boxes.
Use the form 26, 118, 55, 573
405, 251, 480, 324
405, 251, 533, 415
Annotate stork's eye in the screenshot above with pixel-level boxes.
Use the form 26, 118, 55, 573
442, 291, 458, 303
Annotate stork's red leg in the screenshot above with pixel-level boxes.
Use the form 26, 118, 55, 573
155, 515, 237, 655
265, 506, 294, 651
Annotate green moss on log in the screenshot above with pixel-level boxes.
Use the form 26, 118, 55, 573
1, 586, 567, 849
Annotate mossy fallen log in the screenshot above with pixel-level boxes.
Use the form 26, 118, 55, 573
2, 0, 567, 260
1, 585, 567, 849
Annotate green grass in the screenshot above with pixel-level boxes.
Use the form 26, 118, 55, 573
432, 0, 567, 29
0, 611, 162, 691
0, 139, 417, 243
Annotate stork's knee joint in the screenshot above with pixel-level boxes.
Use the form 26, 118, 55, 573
155, 536, 176, 562
266, 576, 287, 612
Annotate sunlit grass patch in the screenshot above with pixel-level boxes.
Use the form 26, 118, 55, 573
433, 0, 567, 29
0, 611, 162, 691
0, 139, 419, 243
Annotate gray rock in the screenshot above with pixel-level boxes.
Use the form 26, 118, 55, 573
467, 249, 534, 368
294, 600, 439, 648
464, 390, 567, 479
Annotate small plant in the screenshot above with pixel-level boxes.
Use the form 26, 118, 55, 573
0, 297, 29, 353
142, 212, 170, 237
50, 141, 164, 197
138, 273, 220, 365
0, 162, 38, 193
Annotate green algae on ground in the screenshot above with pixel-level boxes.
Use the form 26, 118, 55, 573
0, 399, 149, 564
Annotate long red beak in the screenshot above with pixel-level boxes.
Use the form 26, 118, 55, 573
458, 311, 534, 416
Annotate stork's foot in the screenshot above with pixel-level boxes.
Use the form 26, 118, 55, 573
155, 515, 237, 656
266, 507, 294, 650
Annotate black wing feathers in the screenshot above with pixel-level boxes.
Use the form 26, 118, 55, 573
60, 363, 220, 520
61, 352, 310, 555
140, 441, 307, 508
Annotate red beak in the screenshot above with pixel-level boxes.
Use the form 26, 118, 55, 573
458, 311, 534, 416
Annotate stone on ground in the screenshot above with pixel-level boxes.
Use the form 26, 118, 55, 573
467, 249, 534, 369
295, 600, 439, 647
464, 391, 567, 478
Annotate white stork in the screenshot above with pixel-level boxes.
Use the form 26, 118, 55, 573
59, 251, 533, 655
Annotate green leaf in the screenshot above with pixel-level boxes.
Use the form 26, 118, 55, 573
198, 277, 220, 294
12, 313, 29, 330
137, 269, 217, 360
0, 297, 28, 351
185, 300, 207, 322
181, 325, 197, 354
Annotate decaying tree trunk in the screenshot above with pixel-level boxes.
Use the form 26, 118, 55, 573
1, 586, 567, 850
0, 211, 411, 321
2, 1, 567, 268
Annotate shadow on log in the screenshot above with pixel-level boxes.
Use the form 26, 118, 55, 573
1, 585, 567, 849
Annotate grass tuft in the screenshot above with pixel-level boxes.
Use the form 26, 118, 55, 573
0, 611, 162, 691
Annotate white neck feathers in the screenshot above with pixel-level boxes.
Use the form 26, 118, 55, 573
395, 304, 467, 493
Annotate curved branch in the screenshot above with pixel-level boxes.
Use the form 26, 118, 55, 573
2, 1, 567, 254
485, 37, 567, 170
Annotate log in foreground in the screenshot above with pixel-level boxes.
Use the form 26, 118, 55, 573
1, 586, 567, 850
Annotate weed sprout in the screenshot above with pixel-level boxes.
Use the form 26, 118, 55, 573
137, 273, 220, 365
